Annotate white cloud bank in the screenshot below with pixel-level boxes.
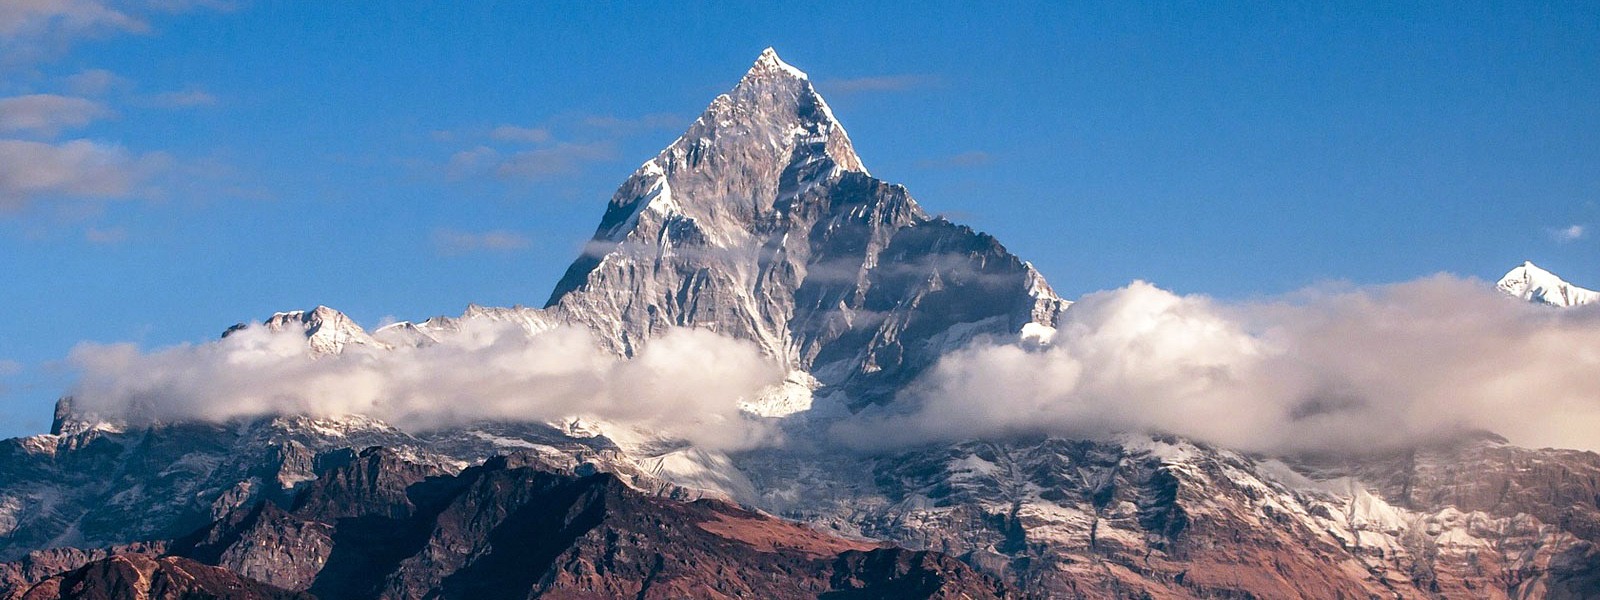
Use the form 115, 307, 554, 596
61, 274, 1600, 456
835, 276, 1600, 454
67, 320, 784, 450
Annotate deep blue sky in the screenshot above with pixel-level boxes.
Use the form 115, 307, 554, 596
0, 2, 1596, 434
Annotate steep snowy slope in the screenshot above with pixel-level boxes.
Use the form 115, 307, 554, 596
1498, 261, 1600, 307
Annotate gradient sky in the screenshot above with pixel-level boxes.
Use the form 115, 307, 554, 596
0, 2, 1596, 435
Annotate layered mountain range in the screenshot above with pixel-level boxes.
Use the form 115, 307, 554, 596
4, 49, 1599, 599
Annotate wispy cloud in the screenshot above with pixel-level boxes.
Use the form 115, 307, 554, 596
1551, 224, 1586, 243
819, 74, 940, 96
444, 145, 497, 179
0, 0, 229, 66
432, 228, 532, 255
581, 113, 684, 134
917, 151, 992, 169
0, 94, 111, 135
0, 139, 166, 212
0, 0, 145, 59
496, 142, 613, 180
83, 225, 127, 244
432, 113, 676, 184
64, 68, 130, 96
444, 142, 615, 182
146, 88, 217, 108
487, 124, 550, 144
144, 0, 239, 12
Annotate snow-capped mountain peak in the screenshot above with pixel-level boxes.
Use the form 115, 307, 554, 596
1497, 260, 1600, 307
543, 49, 1066, 405
746, 46, 809, 81
260, 305, 382, 355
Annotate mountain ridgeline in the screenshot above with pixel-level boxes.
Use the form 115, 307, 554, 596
5, 49, 1600, 599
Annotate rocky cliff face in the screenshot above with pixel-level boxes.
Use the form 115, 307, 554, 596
15, 553, 310, 600
5, 447, 1011, 600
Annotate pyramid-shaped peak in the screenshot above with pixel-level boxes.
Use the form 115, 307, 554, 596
745, 47, 809, 81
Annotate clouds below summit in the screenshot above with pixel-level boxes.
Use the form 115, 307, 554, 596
68, 321, 784, 450
59, 272, 1600, 456
836, 276, 1600, 455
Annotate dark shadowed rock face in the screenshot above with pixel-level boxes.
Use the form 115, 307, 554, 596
825, 549, 1012, 600
16, 553, 310, 600
166, 448, 1012, 600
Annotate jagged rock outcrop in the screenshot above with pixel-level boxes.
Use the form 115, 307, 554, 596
16, 553, 310, 600
0, 543, 166, 599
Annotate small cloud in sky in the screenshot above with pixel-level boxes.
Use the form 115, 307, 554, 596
444, 142, 615, 182
433, 113, 673, 184
0, 1, 146, 55
144, 0, 240, 12
917, 151, 992, 169
488, 125, 551, 144
0, 94, 111, 135
0, 359, 20, 377
1551, 224, 1586, 243
146, 89, 218, 108
819, 74, 940, 96
0, 139, 166, 213
64, 68, 130, 96
496, 142, 613, 180
0, 0, 229, 65
432, 228, 533, 255
84, 225, 127, 244
581, 113, 684, 134
444, 146, 497, 180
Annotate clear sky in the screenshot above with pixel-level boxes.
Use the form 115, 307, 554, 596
0, 2, 1596, 435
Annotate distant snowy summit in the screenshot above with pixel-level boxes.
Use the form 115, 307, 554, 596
1497, 261, 1599, 307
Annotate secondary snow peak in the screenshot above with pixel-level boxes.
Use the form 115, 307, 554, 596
1497, 261, 1600, 307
